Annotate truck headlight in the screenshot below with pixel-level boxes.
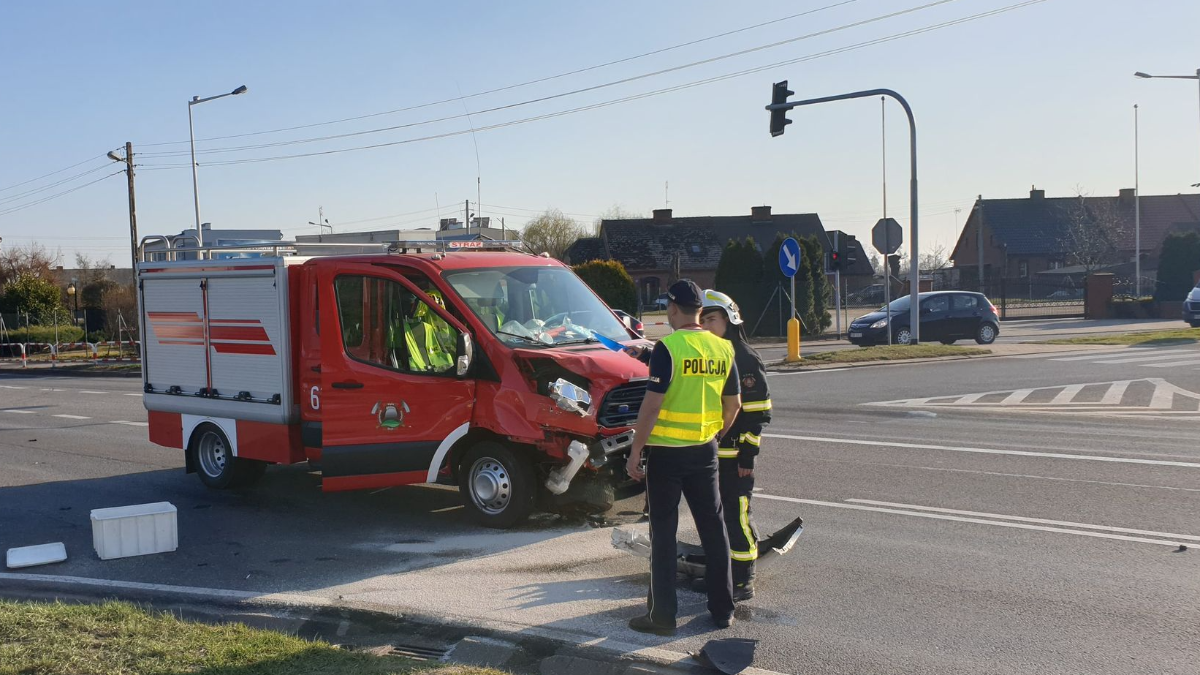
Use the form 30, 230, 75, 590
548, 378, 592, 416
870, 318, 888, 329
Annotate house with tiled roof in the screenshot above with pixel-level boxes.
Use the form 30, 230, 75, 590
951, 187, 1200, 285
565, 206, 872, 307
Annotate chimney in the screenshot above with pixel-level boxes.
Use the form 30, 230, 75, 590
1118, 188, 1136, 204
751, 205, 772, 221
1029, 186, 1045, 200
652, 208, 673, 224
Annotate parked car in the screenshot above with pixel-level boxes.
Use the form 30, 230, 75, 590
848, 291, 1000, 346
613, 309, 645, 338
653, 293, 670, 310
847, 284, 885, 305
1048, 288, 1084, 300
1184, 282, 1200, 328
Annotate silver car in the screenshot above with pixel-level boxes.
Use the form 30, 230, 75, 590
1185, 283, 1200, 328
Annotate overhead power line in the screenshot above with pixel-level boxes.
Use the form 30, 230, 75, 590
137, 1, 859, 149
0, 153, 112, 195
0, 163, 117, 206
137, 0, 1049, 170
0, 171, 124, 218
138, 0, 959, 160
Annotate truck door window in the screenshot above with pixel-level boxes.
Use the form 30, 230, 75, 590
333, 275, 459, 376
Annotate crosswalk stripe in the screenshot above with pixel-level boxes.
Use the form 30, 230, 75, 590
1050, 384, 1085, 404
1143, 358, 1200, 368
1091, 352, 1200, 365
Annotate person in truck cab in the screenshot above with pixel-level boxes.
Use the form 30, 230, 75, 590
407, 289, 454, 372
699, 289, 771, 602
624, 279, 740, 636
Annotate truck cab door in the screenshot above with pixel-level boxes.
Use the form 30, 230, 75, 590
317, 265, 475, 491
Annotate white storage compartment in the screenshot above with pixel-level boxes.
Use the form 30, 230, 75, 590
90, 502, 178, 560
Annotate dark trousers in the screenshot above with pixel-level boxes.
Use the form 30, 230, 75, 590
719, 458, 758, 585
645, 441, 734, 625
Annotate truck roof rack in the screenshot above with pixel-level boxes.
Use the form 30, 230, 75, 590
138, 236, 531, 262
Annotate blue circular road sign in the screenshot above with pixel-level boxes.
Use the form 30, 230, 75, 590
778, 237, 801, 278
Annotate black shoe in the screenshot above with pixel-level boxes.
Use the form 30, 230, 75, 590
733, 583, 755, 602
690, 577, 708, 593
713, 613, 734, 629
628, 614, 677, 636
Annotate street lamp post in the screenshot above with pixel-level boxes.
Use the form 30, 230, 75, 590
188, 85, 249, 251
1134, 68, 1200, 187
67, 280, 80, 338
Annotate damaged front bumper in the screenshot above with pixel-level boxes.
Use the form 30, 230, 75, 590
541, 431, 642, 515
612, 517, 805, 579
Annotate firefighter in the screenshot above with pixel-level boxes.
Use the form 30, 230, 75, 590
699, 289, 771, 602
411, 289, 455, 371
624, 279, 740, 636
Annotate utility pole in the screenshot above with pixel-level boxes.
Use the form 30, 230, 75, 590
1135, 104, 1142, 297
108, 143, 138, 272
976, 195, 985, 292
465, 199, 470, 238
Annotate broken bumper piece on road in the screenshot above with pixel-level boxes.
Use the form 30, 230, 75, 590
612, 517, 804, 579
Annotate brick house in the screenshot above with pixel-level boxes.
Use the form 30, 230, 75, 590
951, 187, 1200, 286
566, 206, 873, 308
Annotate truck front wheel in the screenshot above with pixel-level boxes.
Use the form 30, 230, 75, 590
459, 442, 536, 529
190, 423, 265, 489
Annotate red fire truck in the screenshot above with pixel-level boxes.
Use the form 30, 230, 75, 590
139, 238, 647, 527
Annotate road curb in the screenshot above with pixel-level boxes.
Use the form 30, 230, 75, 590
0, 572, 788, 675
0, 364, 141, 378
767, 352, 997, 373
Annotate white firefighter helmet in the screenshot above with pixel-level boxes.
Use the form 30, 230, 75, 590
701, 289, 743, 325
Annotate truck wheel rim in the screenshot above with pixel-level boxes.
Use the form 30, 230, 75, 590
469, 457, 511, 515
198, 432, 227, 477
980, 325, 995, 342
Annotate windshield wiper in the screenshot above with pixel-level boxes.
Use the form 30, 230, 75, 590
497, 329, 550, 345
556, 336, 600, 346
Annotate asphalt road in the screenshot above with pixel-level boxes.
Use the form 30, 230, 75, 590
2, 343, 1199, 674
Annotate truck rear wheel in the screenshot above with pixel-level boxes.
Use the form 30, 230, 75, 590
190, 423, 266, 489
459, 442, 536, 529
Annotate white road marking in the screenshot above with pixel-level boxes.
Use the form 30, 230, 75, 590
110, 420, 148, 427
999, 388, 1033, 405
845, 499, 1200, 542
52, 414, 91, 420
124, 393, 142, 397
1010, 348, 1129, 359
1143, 358, 1200, 368
767, 367, 852, 376
756, 494, 1190, 548
78, 390, 107, 394
1089, 351, 1200, 364
763, 432, 1200, 468
1100, 380, 1130, 405
1, 409, 37, 414
868, 378, 1200, 416
0, 385, 26, 389
1050, 384, 1085, 404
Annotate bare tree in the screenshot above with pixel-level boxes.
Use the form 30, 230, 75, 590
521, 209, 585, 261
0, 242, 58, 286
592, 204, 644, 236
1059, 189, 1129, 274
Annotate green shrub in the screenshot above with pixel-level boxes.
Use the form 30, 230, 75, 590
1154, 231, 1200, 302
714, 238, 766, 330
573, 260, 637, 314
5, 325, 84, 344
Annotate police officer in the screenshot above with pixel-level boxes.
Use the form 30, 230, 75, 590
624, 279, 741, 636
699, 289, 771, 601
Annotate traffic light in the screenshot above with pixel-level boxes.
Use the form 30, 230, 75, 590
829, 248, 842, 271
843, 236, 859, 266
769, 80, 794, 137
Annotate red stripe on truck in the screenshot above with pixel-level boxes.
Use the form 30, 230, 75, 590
209, 326, 270, 341
212, 342, 276, 355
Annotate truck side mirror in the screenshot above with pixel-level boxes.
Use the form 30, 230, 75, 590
456, 332, 474, 377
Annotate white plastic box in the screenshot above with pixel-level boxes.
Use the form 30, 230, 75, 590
90, 502, 178, 560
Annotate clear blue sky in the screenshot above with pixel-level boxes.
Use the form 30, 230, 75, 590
1, 0, 1197, 267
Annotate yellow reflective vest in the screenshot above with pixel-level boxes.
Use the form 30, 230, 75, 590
646, 329, 735, 447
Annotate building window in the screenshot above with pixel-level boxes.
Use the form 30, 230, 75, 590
1019, 261, 1029, 278
690, 244, 702, 254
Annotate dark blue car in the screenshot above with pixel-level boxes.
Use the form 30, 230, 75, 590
848, 291, 999, 346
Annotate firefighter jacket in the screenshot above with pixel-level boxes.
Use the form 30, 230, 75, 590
718, 338, 771, 469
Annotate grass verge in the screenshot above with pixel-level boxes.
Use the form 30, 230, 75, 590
776, 344, 989, 368
1040, 327, 1200, 346
0, 600, 505, 675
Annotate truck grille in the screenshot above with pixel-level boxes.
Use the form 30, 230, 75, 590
597, 381, 646, 428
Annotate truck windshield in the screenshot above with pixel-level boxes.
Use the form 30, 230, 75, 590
442, 266, 630, 347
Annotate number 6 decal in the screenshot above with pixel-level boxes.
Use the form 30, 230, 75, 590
310, 386, 321, 410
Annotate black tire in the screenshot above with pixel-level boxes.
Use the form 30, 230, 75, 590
1190, 321, 1200, 329
975, 322, 998, 345
940, 339, 957, 345
189, 423, 266, 489
459, 442, 536, 529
